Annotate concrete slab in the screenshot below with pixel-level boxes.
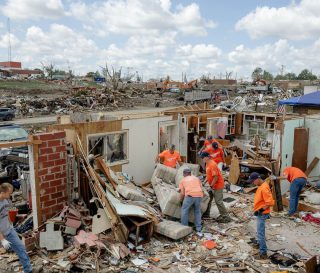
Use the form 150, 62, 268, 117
117, 184, 147, 202
152, 178, 209, 222
40, 223, 64, 251
155, 220, 193, 240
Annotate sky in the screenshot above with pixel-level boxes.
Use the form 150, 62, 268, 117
1, 0, 320, 81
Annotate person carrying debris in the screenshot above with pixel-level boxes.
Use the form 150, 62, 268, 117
179, 168, 204, 236
248, 172, 275, 260
281, 166, 307, 217
0, 183, 33, 273
155, 144, 183, 169
200, 152, 231, 223
203, 141, 225, 170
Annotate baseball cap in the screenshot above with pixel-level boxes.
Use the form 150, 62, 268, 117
207, 135, 213, 140
183, 167, 192, 174
247, 172, 261, 183
200, 151, 210, 159
212, 142, 218, 149
169, 144, 175, 150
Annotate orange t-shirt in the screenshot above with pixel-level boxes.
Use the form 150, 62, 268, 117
179, 175, 204, 198
205, 160, 224, 190
283, 167, 307, 183
253, 182, 275, 214
159, 150, 181, 168
204, 139, 213, 147
204, 146, 224, 164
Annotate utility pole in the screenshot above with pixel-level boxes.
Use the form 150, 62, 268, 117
7, 18, 12, 62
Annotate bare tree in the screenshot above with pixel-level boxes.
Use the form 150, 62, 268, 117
101, 62, 123, 91
41, 62, 55, 80
225, 71, 233, 80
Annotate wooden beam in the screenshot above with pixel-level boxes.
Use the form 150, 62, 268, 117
0, 139, 41, 149
95, 157, 118, 190
270, 178, 283, 212
305, 157, 320, 176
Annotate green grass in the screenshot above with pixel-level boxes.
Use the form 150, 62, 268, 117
0, 80, 68, 91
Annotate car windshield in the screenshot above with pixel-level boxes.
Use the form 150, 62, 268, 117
0, 127, 28, 141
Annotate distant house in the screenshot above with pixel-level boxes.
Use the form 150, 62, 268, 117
0, 61, 42, 78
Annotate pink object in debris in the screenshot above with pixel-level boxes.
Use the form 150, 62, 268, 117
74, 230, 105, 248
66, 217, 82, 229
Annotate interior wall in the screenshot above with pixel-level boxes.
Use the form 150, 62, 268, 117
305, 116, 320, 178
122, 116, 172, 185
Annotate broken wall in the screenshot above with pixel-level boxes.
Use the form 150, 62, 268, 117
33, 131, 68, 223
121, 115, 172, 185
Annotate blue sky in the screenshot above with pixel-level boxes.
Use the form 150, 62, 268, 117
1, 0, 319, 80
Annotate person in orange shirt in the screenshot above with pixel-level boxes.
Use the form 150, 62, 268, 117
200, 152, 231, 223
203, 142, 225, 170
155, 144, 183, 169
281, 166, 307, 216
248, 172, 275, 260
179, 168, 204, 236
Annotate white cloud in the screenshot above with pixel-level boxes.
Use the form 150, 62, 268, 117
0, 33, 20, 49
227, 39, 320, 77
70, 0, 215, 37
236, 0, 320, 40
2, 0, 65, 20
15, 24, 98, 71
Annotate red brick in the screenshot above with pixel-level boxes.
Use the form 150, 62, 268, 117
48, 153, 60, 161
38, 142, 47, 149
55, 172, 66, 179
40, 161, 51, 169
47, 140, 61, 147
49, 166, 61, 173
54, 159, 66, 166
44, 187, 56, 195
50, 179, 62, 187
45, 199, 57, 207
51, 192, 63, 199
44, 174, 55, 182
38, 169, 48, 176
53, 203, 65, 211
55, 146, 66, 152
40, 194, 50, 202
40, 181, 51, 189
39, 147, 53, 154
51, 131, 66, 139
38, 155, 47, 162
57, 185, 67, 192
37, 132, 65, 141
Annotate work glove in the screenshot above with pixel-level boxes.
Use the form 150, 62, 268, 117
1, 239, 11, 250
270, 175, 277, 180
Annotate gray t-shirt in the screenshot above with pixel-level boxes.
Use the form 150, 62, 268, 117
0, 199, 13, 236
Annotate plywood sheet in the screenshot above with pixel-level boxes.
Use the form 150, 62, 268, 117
229, 154, 240, 184
292, 127, 309, 171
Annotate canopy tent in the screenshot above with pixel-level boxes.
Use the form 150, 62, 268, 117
278, 91, 320, 106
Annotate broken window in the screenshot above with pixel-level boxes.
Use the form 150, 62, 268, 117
88, 131, 128, 165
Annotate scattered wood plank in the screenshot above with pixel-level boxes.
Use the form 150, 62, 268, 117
229, 153, 240, 185
282, 197, 320, 213
305, 256, 317, 273
296, 242, 313, 257
95, 157, 118, 190
305, 157, 320, 176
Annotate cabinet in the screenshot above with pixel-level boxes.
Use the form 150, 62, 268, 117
243, 113, 276, 141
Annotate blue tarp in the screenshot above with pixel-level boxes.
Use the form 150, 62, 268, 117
278, 91, 320, 106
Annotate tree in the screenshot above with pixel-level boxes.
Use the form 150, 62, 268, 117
41, 62, 55, 80
251, 67, 263, 81
101, 62, 123, 91
274, 74, 285, 80
297, 69, 317, 80
284, 72, 297, 80
262, 70, 274, 81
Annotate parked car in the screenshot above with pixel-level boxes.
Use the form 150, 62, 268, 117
0, 108, 15, 121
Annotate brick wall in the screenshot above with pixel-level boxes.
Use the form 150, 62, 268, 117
34, 131, 68, 222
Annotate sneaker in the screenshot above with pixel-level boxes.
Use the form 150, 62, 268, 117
252, 243, 260, 249
196, 232, 204, 237
253, 253, 268, 260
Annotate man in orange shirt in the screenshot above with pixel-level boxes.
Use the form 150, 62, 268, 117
179, 168, 204, 236
281, 166, 307, 216
155, 144, 183, 169
200, 152, 231, 223
203, 142, 225, 170
248, 172, 275, 260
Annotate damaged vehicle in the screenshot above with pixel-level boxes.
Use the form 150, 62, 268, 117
0, 124, 29, 182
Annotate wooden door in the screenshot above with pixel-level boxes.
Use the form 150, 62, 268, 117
292, 127, 309, 171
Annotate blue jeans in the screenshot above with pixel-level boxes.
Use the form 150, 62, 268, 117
5, 228, 32, 273
256, 214, 270, 255
289, 178, 307, 215
181, 196, 202, 232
